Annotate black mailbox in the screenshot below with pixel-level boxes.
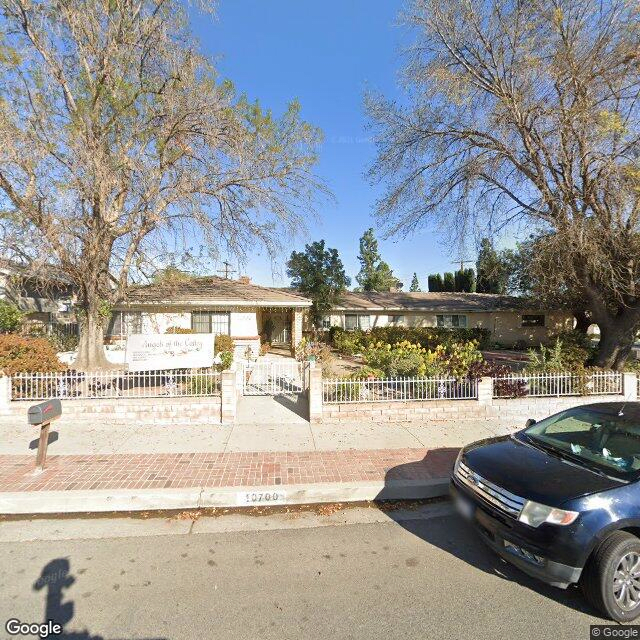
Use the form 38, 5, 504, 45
28, 399, 62, 426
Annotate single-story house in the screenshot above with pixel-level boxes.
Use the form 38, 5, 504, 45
110, 276, 312, 358
0, 259, 77, 334
316, 291, 574, 347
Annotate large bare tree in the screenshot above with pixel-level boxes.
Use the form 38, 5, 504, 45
368, 0, 640, 369
0, 0, 325, 369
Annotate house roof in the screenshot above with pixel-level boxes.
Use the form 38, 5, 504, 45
118, 276, 312, 308
331, 290, 553, 313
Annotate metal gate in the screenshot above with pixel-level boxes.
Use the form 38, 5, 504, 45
242, 360, 306, 396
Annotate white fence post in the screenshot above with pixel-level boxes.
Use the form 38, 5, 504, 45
623, 372, 638, 401
221, 367, 237, 423
0, 373, 10, 414
477, 376, 493, 405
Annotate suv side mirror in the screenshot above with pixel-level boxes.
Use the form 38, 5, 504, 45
525, 418, 536, 428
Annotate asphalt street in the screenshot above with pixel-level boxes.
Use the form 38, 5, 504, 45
0, 504, 608, 640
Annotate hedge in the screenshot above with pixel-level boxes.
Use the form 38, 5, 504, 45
330, 325, 492, 354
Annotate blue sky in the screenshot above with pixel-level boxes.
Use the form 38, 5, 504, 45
192, 0, 465, 288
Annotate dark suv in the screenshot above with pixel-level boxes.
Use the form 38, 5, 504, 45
450, 402, 640, 622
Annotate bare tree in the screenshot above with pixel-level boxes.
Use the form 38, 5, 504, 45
368, 0, 640, 369
0, 0, 325, 369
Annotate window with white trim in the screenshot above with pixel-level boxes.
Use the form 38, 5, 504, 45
436, 314, 467, 328
344, 314, 371, 331
321, 315, 332, 330
191, 311, 230, 335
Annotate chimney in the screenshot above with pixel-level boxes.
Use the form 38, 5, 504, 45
238, 275, 251, 285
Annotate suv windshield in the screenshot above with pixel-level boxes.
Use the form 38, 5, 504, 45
523, 406, 640, 480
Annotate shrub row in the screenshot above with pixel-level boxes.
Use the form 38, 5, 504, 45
329, 325, 492, 354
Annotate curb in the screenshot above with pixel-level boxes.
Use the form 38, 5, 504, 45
0, 477, 450, 515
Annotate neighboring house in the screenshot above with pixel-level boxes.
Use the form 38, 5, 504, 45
317, 291, 574, 347
110, 276, 312, 358
0, 260, 77, 333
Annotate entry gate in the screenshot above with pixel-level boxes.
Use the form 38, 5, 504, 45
242, 360, 306, 396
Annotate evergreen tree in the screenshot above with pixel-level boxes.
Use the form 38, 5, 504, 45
428, 274, 443, 292
355, 228, 402, 291
443, 272, 455, 292
287, 241, 351, 326
409, 273, 421, 292
476, 238, 507, 294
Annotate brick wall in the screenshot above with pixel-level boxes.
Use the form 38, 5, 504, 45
319, 373, 639, 426
3, 396, 222, 425
321, 394, 629, 426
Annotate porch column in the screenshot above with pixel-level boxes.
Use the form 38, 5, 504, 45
292, 309, 303, 347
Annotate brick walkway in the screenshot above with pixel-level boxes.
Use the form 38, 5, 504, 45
0, 448, 458, 493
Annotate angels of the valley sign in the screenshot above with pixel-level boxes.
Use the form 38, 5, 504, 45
125, 334, 215, 371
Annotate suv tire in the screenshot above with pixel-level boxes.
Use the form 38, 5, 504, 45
582, 530, 640, 622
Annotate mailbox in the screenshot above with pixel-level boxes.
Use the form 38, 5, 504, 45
28, 400, 62, 472
28, 400, 62, 426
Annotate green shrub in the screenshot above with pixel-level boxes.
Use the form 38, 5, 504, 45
214, 334, 235, 354
46, 326, 79, 352
185, 373, 220, 395
527, 333, 592, 373
0, 334, 63, 373
0, 301, 24, 333
216, 350, 234, 372
331, 325, 492, 355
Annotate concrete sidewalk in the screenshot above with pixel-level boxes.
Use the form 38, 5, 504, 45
0, 406, 517, 515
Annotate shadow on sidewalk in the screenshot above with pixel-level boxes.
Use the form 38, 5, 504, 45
32, 558, 167, 639
374, 450, 598, 618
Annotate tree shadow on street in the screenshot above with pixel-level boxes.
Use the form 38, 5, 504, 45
33, 558, 167, 639
375, 451, 603, 619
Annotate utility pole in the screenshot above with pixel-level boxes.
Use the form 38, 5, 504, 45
217, 261, 237, 279
451, 259, 474, 271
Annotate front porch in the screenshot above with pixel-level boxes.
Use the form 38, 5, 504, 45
257, 308, 304, 353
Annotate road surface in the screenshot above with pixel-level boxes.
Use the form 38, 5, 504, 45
0, 503, 607, 639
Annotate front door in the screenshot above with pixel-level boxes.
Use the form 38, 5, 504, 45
264, 313, 291, 345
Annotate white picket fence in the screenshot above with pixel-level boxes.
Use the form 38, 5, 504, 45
10, 368, 221, 401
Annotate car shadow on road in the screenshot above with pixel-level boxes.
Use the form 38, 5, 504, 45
375, 453, 603, 619
32, 558, 167, 639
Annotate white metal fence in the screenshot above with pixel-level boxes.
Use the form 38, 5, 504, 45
322, 376, 478, 404
242, 360, 305, 395
10, 368, 221, 401
492, 371, 623, 399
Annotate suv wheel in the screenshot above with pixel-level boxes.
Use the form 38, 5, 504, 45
582, 531, 640, 622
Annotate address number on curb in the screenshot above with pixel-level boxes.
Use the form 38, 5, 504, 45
236, 490, 287, 506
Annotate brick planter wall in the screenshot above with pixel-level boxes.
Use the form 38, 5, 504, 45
321, 394, 629, 426
3, 396, 222, 425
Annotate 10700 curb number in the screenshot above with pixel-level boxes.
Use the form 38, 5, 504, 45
236, 491, 287, 506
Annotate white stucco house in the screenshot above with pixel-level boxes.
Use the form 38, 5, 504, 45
109, 276, 312, 358
316, 290, 574, 347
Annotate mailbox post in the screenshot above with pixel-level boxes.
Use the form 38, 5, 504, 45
28, 400, 62, 471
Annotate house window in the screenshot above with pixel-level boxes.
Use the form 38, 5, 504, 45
344, 314, 370, 331
125, 312, 143, 334
522, 314, 545, 327
389, 315, 405, 326
321, 315, 332, 330
191, 311, 230, 335
436, 314, 467, 328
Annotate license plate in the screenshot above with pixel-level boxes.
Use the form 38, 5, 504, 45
454, 494, 475, 520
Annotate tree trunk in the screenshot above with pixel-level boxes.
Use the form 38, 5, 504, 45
592, 317, 637, 371
73, 296, 112, 371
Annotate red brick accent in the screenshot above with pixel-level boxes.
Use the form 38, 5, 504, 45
0, 448, 458, 493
